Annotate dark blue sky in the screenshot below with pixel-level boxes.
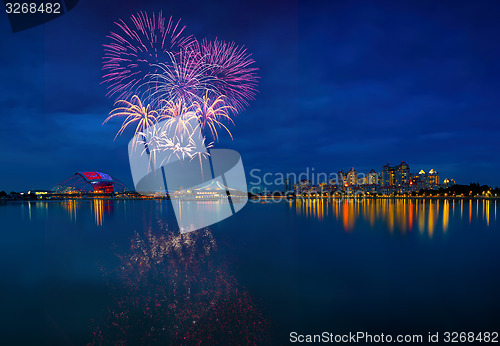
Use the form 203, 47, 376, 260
1, 0, 499, 191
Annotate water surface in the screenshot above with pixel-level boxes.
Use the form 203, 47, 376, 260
1, 198, 498, 344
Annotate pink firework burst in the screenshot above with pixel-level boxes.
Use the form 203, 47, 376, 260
146, 48, 214, 105
197, 38, 259, 112
102, 11, 195, 101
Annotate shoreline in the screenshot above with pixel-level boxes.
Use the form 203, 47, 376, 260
253, 195, 500, 201
1, 195, 499, 202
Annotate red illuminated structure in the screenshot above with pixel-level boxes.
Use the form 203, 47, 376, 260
53, 172, 127, 194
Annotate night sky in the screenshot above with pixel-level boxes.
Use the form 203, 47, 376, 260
1, 0, 499, 192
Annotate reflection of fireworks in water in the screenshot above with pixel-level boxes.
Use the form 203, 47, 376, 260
89, 227, 270, 344
102, 11, 194, 101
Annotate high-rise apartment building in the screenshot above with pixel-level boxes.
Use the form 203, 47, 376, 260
394, 161, 410, 187
346, 168, 358, 186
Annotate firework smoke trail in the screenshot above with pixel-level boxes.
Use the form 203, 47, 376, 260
197, 38, 259, 112
104, 95, 158, 147
102, 11, 195, 101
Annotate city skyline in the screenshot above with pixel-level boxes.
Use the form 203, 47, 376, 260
1, 0, 500, 191
247, 160, 457, 195
289, 161, 451, 195
1, 159, 496, 194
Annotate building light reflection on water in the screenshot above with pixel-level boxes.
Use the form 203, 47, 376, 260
60, 199, 114, 226
93, 199, 104, 226
291, 198, 497, 236
470, 200, 473, 224
19, 197, 498, 232
63, 200, 79, 222
22, 201, 49, 221
443, 200, 449, 233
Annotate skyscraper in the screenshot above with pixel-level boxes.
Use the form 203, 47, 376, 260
428, 169, 439, 188
337, 169, 346, 186
394, 161, 410, 187
346, 168, 358, 186
367, 169, 379, 185
417, 169, 440, 189
382, 163, 394, 186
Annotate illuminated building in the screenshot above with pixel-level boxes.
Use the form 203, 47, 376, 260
52, 172, 127, 194
319, 182, 326, 194
394, 161, 410, 188
428, 169, 440, 188
294, 179, 312, 194
367, 169, 379, 185
171, 180, 247, 200
382, 163, 394, 187
381, 162, 409, 192
299, 179, 311, 187
291, 162, 450, 196
443, 178, 456, 188
346, 167, 358, 186
27, 190, 52, 199
408, 175, 425, 192
337, 169, 346, 186
416, 169, 440, 190
360, 169, 380, 193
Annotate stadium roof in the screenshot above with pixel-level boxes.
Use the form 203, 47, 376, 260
52, 172, 127, 194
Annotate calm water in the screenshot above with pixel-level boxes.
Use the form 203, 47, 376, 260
1, 198, 499, 344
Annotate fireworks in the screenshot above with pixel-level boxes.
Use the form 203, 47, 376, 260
158, 99, 198, 137
156, 106, 212, 164
103, 12, 259, 159
146, 49, 213, 105
104, 95, 158, 142
198, 38, 259, 112
102, 11, 194, 101
106, 95, 214, 165
138, 126, 198, 166
147, 39, 259, 113
193, 92, 235, 141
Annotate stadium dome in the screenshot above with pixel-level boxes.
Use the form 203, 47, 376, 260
52, 172, 127, 194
